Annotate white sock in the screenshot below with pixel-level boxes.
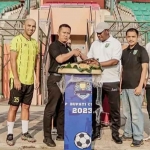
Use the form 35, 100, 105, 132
22, 120, 29, 134
7, 121, 14, 135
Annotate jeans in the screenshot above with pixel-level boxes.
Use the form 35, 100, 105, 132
122, 89, 144, 141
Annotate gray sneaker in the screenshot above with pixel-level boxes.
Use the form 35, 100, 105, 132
21, 132, 36, 142
121, 135, 132, 141
130, 140, 144, 147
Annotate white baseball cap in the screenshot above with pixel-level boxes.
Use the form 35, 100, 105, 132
95, 22, 110, 33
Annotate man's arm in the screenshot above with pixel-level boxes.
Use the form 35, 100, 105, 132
56, 50, 80, 63
78, 42, 95, 60
138, 63, 148, 88
10, 51, 19, 79
135, 63, 148, 95
10, 51, 21, 90
100, 59, 119, 67
134, 47, 149, 95
80, 53, 88, 60
49, 43, 81, 64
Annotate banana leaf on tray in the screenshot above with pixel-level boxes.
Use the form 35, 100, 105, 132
58, 59, 103, 73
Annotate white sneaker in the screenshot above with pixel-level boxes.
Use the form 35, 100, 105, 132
143, 135, 150, 141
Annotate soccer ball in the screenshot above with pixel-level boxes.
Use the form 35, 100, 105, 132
74, 132, 91, 149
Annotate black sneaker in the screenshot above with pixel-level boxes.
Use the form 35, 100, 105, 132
121, 134, 132, 141
92, 133, 101, 141
6, 134, 14, 146
56, 135, 64, 141
130, 140, 144, 147
43, 138, 56, 147
21, 132, 36, 142
112, 135, 122, 144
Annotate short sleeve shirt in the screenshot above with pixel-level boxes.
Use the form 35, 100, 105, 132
87, 36, 122, 83
121, 43, 149, 89
48, 40, 75, 73
10, 34, 39, 85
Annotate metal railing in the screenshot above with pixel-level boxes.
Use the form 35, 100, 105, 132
87, 20, 91, 50
86, 5, 96, 50
41, 5, 52, 104
13, 2, 27, 35
106, 20, 150, 46
0, 35, 4, 98
113, 0, 125, 42
104, 0, 150, 45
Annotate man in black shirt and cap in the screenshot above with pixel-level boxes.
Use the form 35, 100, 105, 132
43, 24, 81, 147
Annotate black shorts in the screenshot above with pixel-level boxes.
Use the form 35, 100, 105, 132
9, 79, 34, 106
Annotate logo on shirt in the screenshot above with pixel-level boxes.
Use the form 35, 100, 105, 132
133, 50, 138, 55
105, 43, 110, 48
111, 88, 118, 91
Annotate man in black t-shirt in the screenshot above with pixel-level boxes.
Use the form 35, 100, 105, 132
53, 38, 77, 129
121, 28, 149, 147
43, 24, 81, 147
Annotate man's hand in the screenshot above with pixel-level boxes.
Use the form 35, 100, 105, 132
35, 80, 40, 90
134, 86, 143, 95
14, 78, 21, 90
79, 53, 88, 60
86, 59, 99, 66
119, 88, 122, 94
72, 49, 81, 57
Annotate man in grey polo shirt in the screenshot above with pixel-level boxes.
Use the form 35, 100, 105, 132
81, 22, 122, 144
